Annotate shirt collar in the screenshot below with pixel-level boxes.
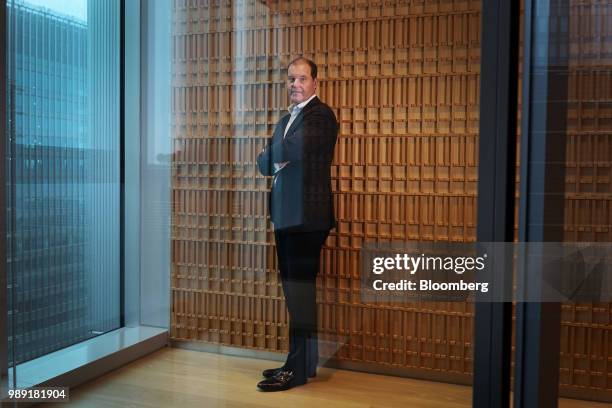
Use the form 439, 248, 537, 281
288, 94, 317, 115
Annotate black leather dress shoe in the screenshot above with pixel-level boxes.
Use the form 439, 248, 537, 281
257, 370, 306, 392
262, 366, 316, 378
262, 366, 284, 378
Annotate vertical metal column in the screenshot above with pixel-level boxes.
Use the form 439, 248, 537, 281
0, 0, 7, 396
515, 0, 569, 407
473, 1, 519, 407
119, 0, 125, 328
122, 0, 140, 328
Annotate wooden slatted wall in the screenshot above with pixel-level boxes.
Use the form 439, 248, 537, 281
170, 0, 611, 399
557, 0, 611, 395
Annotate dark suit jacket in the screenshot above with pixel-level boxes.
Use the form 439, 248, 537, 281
257, 96, 338, 232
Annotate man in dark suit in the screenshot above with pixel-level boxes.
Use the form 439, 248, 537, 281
256, 57, 338, 391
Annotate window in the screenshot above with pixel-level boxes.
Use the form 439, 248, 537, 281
5, 0, 120, 372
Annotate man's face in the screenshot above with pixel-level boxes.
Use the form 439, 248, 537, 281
287, 62, 317, 105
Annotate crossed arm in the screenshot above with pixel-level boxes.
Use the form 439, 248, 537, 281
257, 107, 337, 177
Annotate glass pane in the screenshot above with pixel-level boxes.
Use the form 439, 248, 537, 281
5, 0, 120, 382
163, 1, 482, 404
517, 0, 611, 405
560, 0, 612, 403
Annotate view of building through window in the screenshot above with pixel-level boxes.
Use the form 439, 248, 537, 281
5, 0, 120, 367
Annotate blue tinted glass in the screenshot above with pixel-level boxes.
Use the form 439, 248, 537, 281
6, 0, 120, 368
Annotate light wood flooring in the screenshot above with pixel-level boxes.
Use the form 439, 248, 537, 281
42, 347, 608, 408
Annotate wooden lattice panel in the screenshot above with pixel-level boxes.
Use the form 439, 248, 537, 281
557, 0, 612, 396
170, 0, 612, 399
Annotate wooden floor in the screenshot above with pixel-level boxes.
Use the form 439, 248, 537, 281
43, 347, 607, 408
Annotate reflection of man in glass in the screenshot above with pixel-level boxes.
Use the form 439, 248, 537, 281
256, 57, 338, 391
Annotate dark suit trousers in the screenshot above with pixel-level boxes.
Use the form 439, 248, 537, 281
274, 229, 329, 383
